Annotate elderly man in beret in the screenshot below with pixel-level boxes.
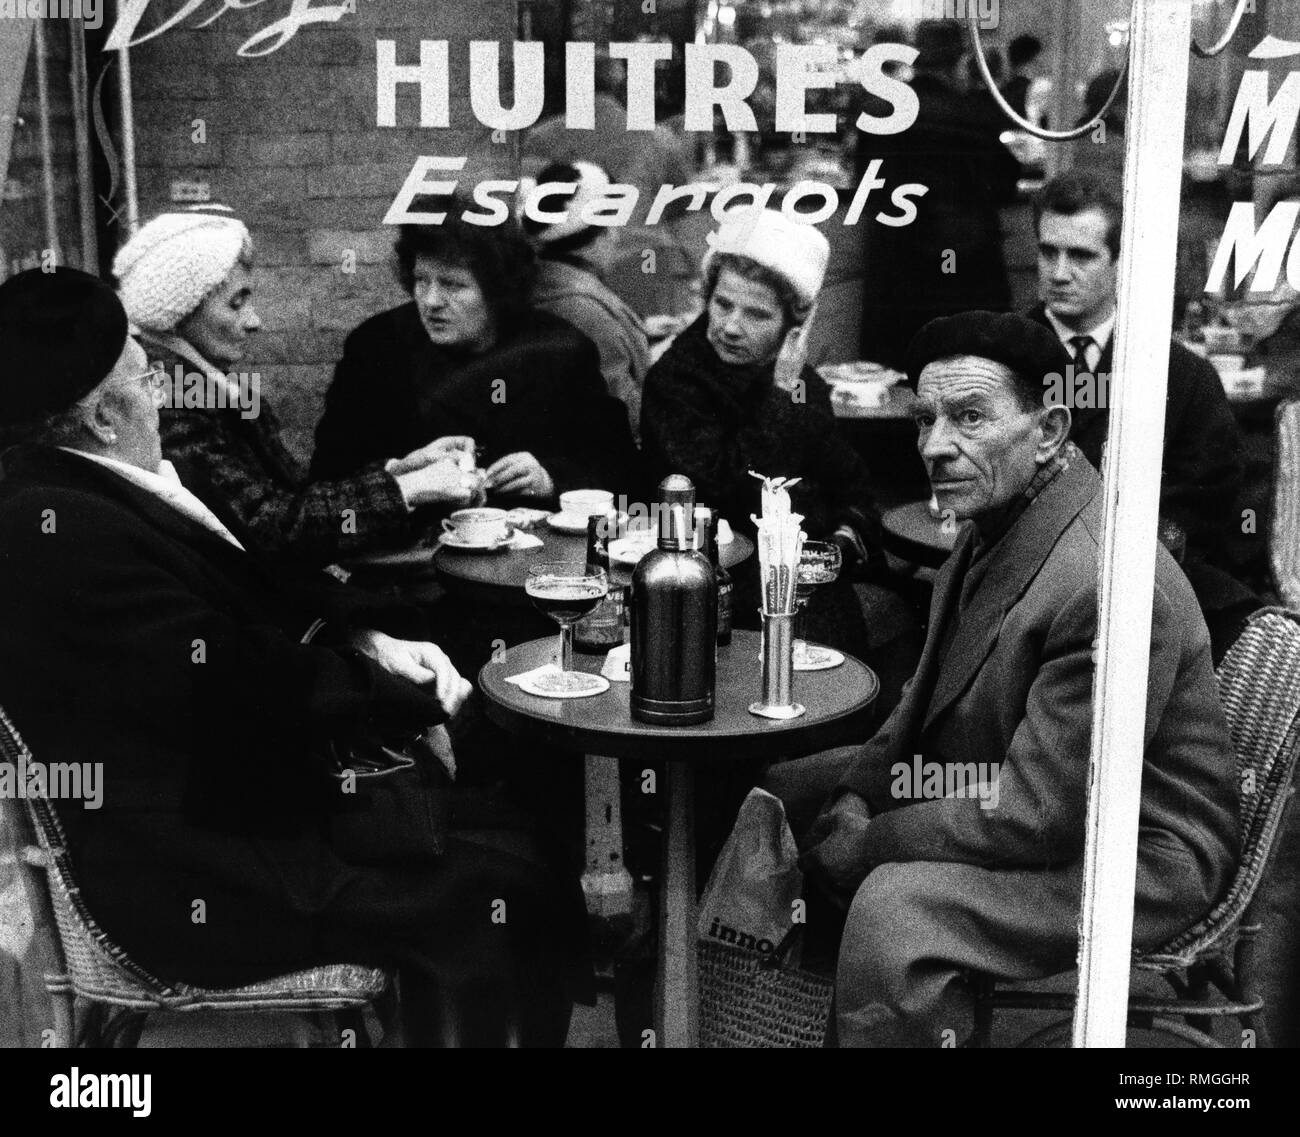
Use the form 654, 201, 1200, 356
0, 267, 587, 1046
772, 310, 1238, 1047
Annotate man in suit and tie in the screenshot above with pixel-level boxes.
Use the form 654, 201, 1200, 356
1027, 171, 1256, 655
774, 311, 1238, 1047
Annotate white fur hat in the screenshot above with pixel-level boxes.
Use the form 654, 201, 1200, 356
702, 207, 830, 310
112, 210, 250, 333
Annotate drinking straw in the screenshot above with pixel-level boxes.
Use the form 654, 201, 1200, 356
749, 471, 805, 614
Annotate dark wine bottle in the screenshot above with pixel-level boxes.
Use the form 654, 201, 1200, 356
630, 476, 717, 725
574, 509, 626, 652
693, 505, 733, 646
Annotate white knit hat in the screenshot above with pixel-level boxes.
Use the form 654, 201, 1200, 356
112, 210, 250, 333
702, 208, 830, 310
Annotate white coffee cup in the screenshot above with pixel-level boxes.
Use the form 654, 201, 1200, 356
559, 489, 614, 518
442, 507, 511, 545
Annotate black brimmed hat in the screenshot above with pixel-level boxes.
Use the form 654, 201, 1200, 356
905, 310, 1071, 395
0, 267, 129, 427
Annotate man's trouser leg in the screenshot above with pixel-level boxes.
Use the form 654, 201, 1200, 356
834, 861, 1083, 1048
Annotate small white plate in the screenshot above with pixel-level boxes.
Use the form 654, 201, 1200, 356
515, 670, 611, 698
609, 536, 653, 567
548, 512, 593, 534
794, 645, 845, 671
437, 532, 512, 552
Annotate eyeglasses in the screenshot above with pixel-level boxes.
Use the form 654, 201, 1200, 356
78, 368, 168, 408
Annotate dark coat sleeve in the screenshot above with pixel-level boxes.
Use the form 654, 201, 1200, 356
510, 321, 646, 502
1159, 343, 1244, 548
310, 316, 398, 481
162, 406, 416, 565
0, 486, 450, 834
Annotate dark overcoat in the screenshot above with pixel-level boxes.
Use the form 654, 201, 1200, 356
0, 445, 576, 994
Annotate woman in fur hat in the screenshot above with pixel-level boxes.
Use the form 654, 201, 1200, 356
641, 207, 884, 661
113, 209, 481, 566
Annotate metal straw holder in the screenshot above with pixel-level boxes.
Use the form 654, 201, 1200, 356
749, 611, 805, 720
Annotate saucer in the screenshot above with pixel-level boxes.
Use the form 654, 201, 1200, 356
438, 531, 512, 552
547, 512, 593, 534
512, 667, 611, 699
609, 535, 654, 567
793, 645, 845, 671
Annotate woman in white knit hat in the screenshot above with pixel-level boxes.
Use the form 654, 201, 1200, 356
112, 208, 482, 566
641, 206, 884, 662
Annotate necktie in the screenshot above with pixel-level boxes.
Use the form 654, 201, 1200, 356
1068, 334, 1094, 377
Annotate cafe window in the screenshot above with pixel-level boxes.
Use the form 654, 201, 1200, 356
0, 16, 99, 281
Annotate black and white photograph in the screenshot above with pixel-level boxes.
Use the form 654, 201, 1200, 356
0, 0, 1294, 1108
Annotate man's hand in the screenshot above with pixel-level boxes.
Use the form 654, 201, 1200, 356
484, 451, 555, 499
387, 435, 477, 476
799, 791, 873, 904
392, 459, 482, 509
350, 630, 472, 715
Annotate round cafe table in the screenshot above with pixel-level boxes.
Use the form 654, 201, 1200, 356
881, 500, 957, 569
434, 522, 754, 594
480, 630, 878, 1048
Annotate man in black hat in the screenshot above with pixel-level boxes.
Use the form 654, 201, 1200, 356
772, 310, 1238, 1047
0, 267, 586, 1046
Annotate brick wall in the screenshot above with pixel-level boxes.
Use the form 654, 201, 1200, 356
125, 0, 518, 460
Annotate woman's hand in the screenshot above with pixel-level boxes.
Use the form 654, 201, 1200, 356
349, 629, 473, 715
392, 459, 481, 509
484, 451, 554, 499
388, 435, 477, 476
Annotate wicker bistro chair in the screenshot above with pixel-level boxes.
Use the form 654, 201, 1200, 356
0, 704, 390, 1048
971, 606, 1300, 1047
1271, 400, 1300, 609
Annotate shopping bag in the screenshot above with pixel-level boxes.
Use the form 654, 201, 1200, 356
696, 788, 832, 1048
697, 787, 803, 957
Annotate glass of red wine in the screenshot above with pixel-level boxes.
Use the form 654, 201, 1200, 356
525, 562, 609, 693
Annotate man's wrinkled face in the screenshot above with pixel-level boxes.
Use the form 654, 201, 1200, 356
1037, 208, 1119, 332
915, 356, 1047, 523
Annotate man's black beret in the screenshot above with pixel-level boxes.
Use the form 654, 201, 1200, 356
904, 310, 1072, 394
0, 266, 128, 427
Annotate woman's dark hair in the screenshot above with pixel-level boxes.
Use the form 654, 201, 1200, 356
703, 252, 808, 327
394, 194, 537, 324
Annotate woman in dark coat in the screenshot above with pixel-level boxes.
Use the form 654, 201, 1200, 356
112, 209, 481, 568
641, 208, 882, 662
310, 198, 643, 511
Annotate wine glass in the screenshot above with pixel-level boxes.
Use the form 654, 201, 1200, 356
525, 562, 609, 693
794, 540, 842, 667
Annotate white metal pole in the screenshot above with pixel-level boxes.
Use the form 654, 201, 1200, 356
1046, 0, 1082, 180
1072, 0, 1193, 1048
68, 19, 99, 273
116, 43, 140, 236
32, 17, 59, 261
